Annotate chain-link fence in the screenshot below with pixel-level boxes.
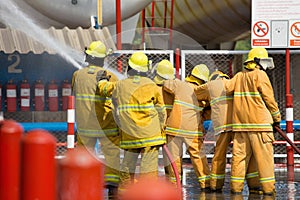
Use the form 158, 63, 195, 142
2, 49, 300, 159
181, 49, 300, 160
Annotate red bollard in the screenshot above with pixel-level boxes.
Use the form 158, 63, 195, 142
0, 120, 23, 200
59, 147, 104, 200
21, 129, 57, 200
67, 96, 75, 149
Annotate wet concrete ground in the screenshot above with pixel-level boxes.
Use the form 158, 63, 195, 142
103, 157, 300, 200
181, 163, 300, 200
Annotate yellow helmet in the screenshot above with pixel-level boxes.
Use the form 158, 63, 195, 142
244, 47, 274, 70
185, 64, 209, 84
153, 60, 175, 85
128, 51, 149, 72
85, 41, 107, 58
209, 70, 230, 81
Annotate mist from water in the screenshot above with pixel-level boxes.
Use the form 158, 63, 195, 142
0, 0, 84, 69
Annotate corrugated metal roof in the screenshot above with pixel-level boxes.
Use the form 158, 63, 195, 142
0, 26, 116, 54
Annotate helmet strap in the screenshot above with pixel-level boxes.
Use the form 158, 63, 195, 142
254, 57, 265, 71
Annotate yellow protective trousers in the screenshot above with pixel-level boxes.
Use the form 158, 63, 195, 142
165, 135, 211, 189
210, 131, 234, 190
77, 135, 121, 187
210, 132, 260, 190
119, 146, 160, 187
230, 132, 275, 194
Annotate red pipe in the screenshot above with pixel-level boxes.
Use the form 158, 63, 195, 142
59, 147, 104, 200
170, 0, 174, 31
142, 9, 145, 44
0, 120, 23, 200
116, 0, 122, 50
285, 48, 294, 180
163, 1, 167, 28
67, 96, 75, 149
169, 0, 175, 49
21, 129, 57, 200
116, 0, 122, 72
151, 1, 155, 28
175, 48, 180, 79
286, 48, 290, 94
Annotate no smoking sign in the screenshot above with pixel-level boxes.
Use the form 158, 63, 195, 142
253, 21, 269, 37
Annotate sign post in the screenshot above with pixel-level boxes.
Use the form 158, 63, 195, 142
252, 0, 300, 183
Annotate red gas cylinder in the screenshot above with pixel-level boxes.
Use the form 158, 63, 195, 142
21, 129, 57, 200
0, 120, 23, 200
48, 80, 58, 111
59, 147, 104, 200
61, 79, 72, 111
20, 79, 31, 111
34, 80, 45, 111
6, 80, 17, 112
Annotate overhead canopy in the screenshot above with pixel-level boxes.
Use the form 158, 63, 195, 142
0, 26, 116, 54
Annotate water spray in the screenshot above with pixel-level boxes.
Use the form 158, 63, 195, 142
0, 0, 84, 69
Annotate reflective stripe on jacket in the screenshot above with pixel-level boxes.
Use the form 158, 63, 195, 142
194, 79, 233, 135
225, 68, 281, 132
98, 75, 166, 149
163, 79, 206, 138
72, 65, 119, 137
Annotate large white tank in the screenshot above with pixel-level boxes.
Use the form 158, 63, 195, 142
23, 0, 153, 27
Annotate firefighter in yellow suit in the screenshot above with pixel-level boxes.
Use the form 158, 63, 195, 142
71, 41, 121, 196
162, 64, 211, 190
225, 47, 281, 196
152, 59, 175, 178
194, 70, 262, 193
97, 51, 166, 190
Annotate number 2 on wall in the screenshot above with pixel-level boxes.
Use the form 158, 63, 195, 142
8, 54, 22, 73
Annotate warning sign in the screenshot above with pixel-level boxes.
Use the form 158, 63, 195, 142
252, 0, 300, 48
253, 21, 269, 37
251, 20, 270, 47
290, 22, 300, 38
289, 20, 300, 47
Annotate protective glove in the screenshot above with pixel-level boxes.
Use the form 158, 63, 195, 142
96, 70, 111, 82
272, 122, 280, 133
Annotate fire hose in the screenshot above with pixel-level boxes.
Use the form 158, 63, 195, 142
162, 144, 182, 190
274, 126, 300, 155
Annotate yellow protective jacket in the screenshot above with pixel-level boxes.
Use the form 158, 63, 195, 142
72, 65, 119, 137
162, 79, 208, 138
225, 68, 281, 132
194, 79, 233, 135
98, 75, 166, 149
156, 84, 174, 121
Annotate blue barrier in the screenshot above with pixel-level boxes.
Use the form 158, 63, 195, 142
21, 122, 70, 132
20, 120, 300, 132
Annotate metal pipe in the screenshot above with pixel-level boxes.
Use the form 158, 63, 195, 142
116, 0, 122, 50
